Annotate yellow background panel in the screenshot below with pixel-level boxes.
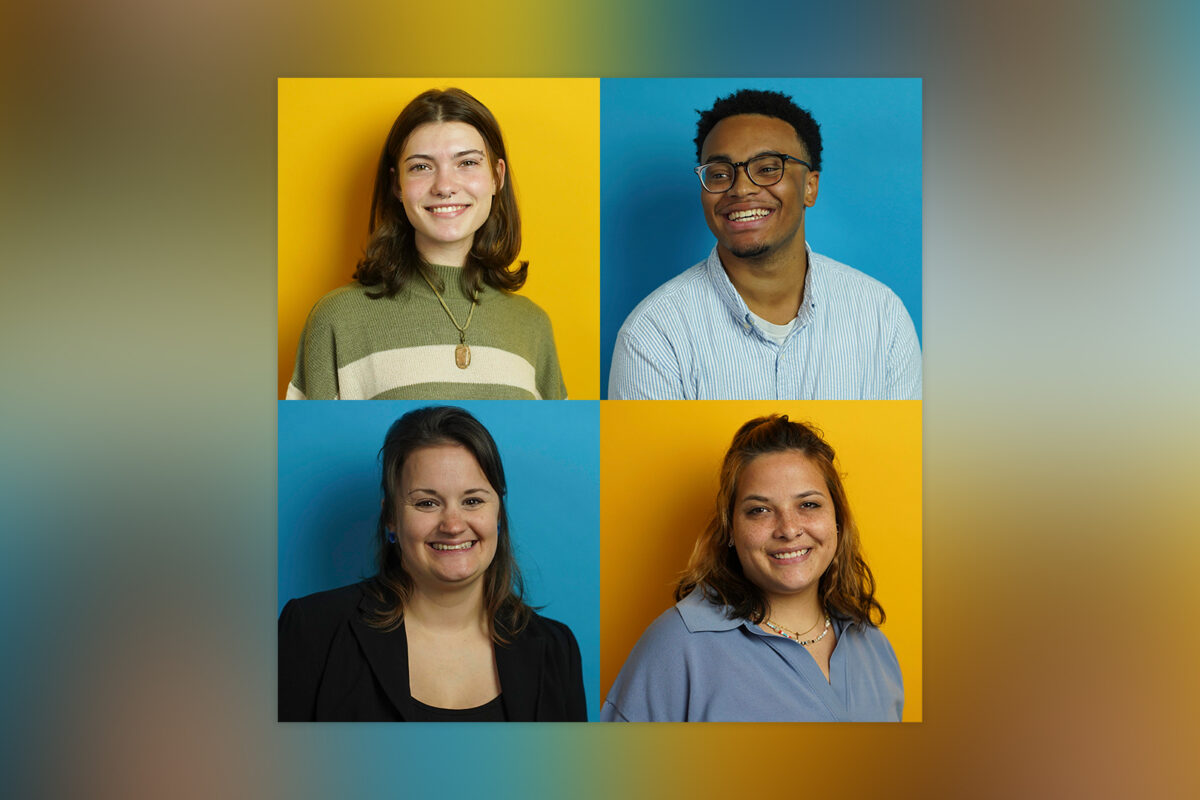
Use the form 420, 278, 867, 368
277, 78, 600, 398
601, 400, 922, 721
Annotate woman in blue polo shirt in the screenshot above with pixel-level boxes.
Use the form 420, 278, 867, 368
601, 414, 902, 722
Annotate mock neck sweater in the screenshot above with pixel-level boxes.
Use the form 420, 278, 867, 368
287, 264, 567, 400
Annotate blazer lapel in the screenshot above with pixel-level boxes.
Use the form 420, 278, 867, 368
347, 595, 413, 719
496, 626, 544, 720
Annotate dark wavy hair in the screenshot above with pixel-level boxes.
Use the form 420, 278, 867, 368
353, 88, 528, 299
367, 406, 531, 642
694, 89, 823, 172
675, 414, 884, 626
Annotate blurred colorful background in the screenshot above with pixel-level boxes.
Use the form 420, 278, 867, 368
2, 0, 1198, 798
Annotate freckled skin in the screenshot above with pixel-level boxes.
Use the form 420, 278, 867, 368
732, 451, 837, 605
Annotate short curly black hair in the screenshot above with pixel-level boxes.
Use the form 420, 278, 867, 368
694, 89, 823, 172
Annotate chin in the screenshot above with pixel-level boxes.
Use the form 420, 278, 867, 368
728, 242, 771, 259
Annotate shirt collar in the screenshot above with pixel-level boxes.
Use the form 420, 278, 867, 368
676, 587, 862, 636
676, 589, 743, 632
704, 243, 822, 333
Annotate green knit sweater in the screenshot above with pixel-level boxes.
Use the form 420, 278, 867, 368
287, 265, 567, 400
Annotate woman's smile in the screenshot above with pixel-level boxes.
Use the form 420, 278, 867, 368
396, 121, 505, 267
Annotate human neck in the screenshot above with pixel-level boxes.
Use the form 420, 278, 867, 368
416, 240, 471, 269
764, 587, 824, 632
404, 581, 488, 633
718, 238, 809, 325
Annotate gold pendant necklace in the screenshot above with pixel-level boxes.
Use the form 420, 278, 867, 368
419, 271, 477, 369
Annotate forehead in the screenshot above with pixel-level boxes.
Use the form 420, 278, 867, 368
400, 443, 487, 484
737, 450, 826, 495
401, 121, 488, 157
701, 114, 806, 162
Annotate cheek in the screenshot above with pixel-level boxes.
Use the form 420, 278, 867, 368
476, 193, 494, 219
731, 520, 761, 552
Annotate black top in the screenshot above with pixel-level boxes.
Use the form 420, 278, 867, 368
407, 694, 506, 722
278, 581, 587, 721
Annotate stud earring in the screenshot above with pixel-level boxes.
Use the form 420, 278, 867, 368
386, 530, 397, 544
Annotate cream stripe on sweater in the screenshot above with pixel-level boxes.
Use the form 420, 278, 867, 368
287, 264, 567, 400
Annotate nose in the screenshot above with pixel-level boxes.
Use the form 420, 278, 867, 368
726, 163, 760, 196
775, 508, 801, 538
432, 166, 457, 197
439, 506, 467, 534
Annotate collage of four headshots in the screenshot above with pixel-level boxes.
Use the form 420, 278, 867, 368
277, 78, 922, 722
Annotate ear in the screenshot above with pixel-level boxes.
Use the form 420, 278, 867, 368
493, 158, 506, 193
804, 171, 819, 208
390, 166, 402, 201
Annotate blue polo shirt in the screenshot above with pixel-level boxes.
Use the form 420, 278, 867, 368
601, 590, 904, 722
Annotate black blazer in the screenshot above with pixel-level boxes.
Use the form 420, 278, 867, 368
278, 581, 587, 721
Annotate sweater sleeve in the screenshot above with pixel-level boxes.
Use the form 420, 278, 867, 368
534, 310, 568, 400
286, 299, 341, 400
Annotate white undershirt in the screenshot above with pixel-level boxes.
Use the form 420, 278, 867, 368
748, 310, 797, 345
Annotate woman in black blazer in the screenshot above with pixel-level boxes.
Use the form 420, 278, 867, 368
279, 406, 586, 721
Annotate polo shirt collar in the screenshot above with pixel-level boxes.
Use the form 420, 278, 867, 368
676, 586, 862, 636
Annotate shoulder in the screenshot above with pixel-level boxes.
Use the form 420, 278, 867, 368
841, 621, 901, 670
279, 581, 372, 630
488, 290, 553, 324
601, 602, 716, 721
303, 283, 378, 324
809, 250, 904, 306
515, 611, 581, 654
619, 261, 712, 331
623, 603, 702, 664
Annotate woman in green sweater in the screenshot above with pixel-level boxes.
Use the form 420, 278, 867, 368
287, 88, 567, 400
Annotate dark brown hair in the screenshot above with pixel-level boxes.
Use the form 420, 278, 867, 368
353, 87, 528, 299
675, 414, 884, 627
367, 406, 531, 641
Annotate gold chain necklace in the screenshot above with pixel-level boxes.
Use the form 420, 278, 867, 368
419, 271, 478, 369
763, 613, 832, 647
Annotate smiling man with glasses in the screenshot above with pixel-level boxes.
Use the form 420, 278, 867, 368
608, 89, 921, 400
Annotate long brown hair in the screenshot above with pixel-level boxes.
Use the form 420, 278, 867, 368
353, 87, 528, 299
367, 406, 531, 641
676, 414, 885, 626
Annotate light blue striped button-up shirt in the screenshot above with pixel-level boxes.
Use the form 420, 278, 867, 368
608, 245, 922, 400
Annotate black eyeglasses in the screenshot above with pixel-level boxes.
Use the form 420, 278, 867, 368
694, 153, 812, 193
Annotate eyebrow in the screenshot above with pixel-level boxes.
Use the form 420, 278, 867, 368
702, 150, 781, 164
740, 489, 826, 503
404, 149, 487, 163
407, 486, 493, 496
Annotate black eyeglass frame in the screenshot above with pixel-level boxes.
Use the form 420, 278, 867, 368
693, 153, 814, 194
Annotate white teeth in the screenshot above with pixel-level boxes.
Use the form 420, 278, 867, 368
430, 541, 474, 551
727, 208, 771, 222
428, 205, 468, 215
772, 547, 811, 560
